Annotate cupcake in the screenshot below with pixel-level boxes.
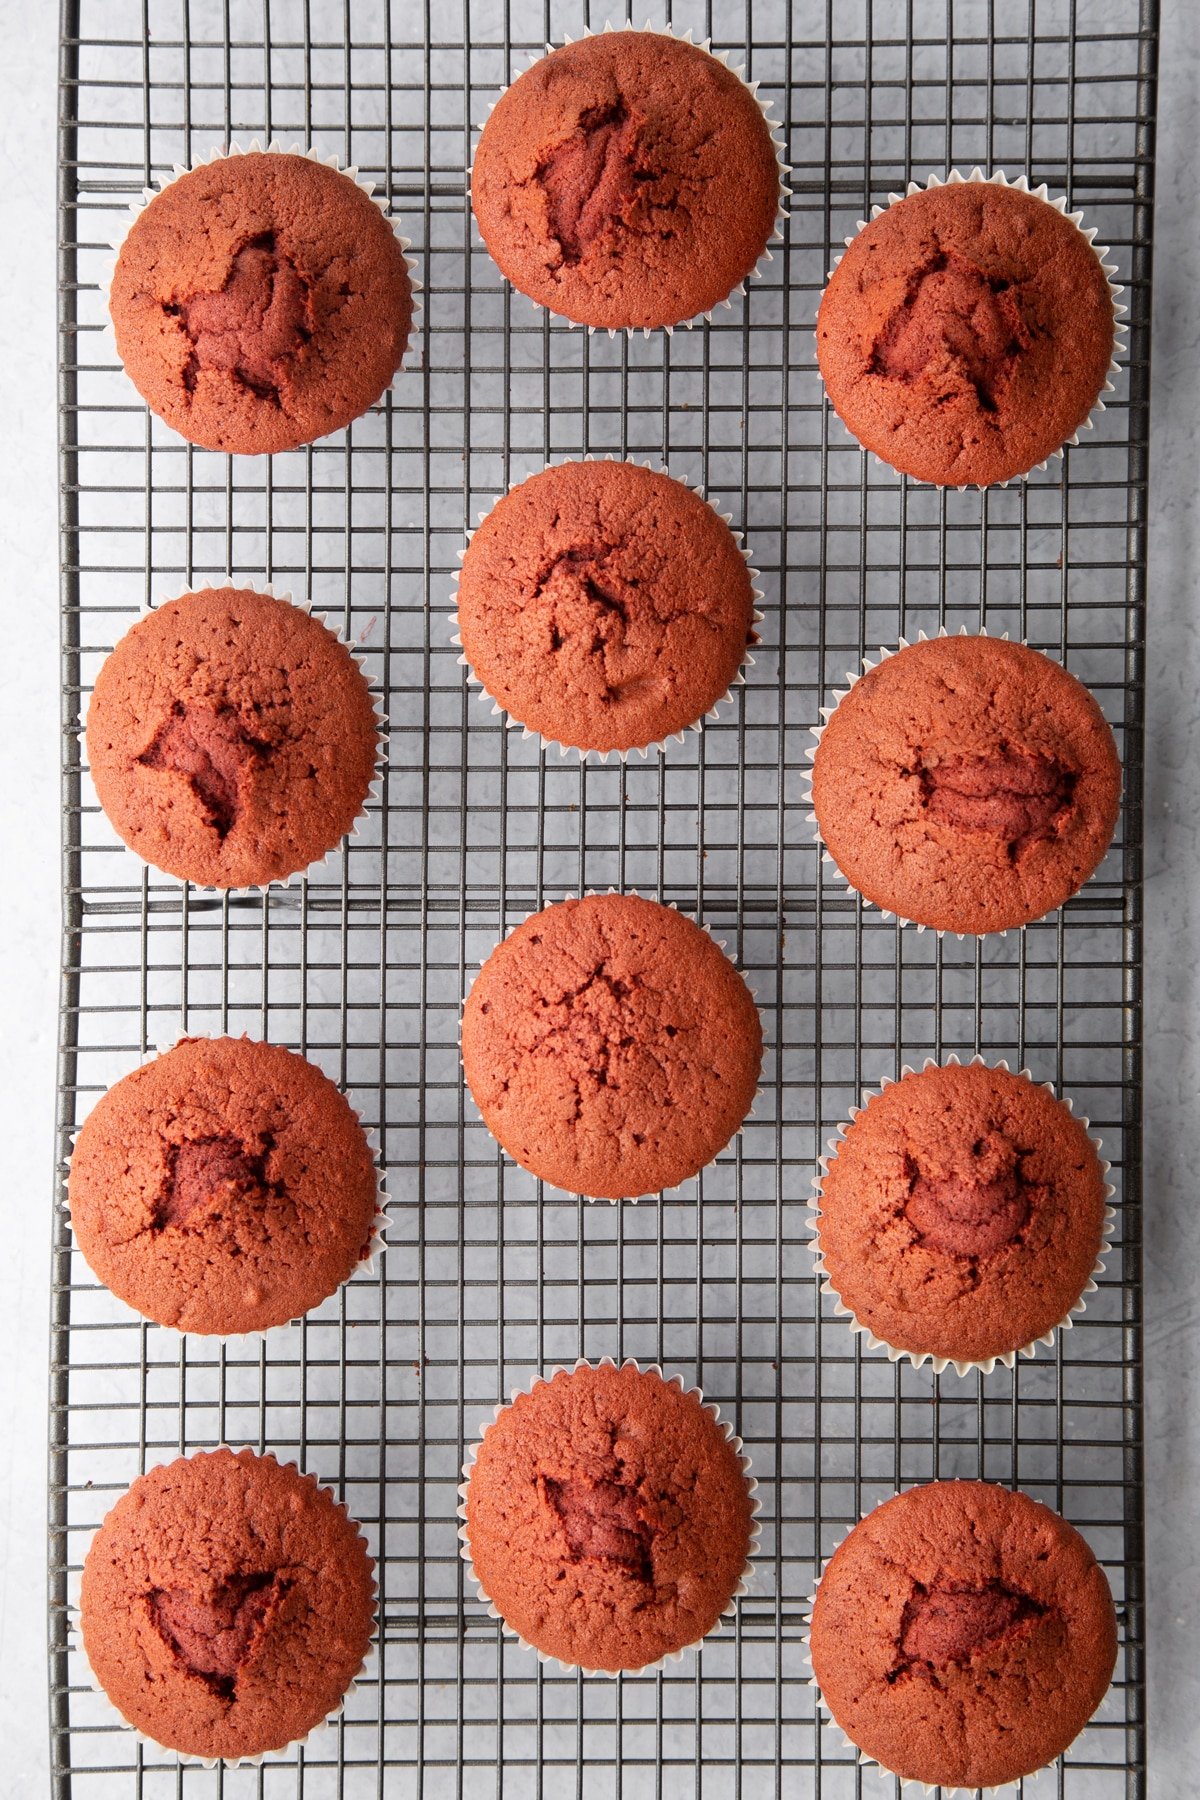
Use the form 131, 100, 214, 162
809, 633, 1122, 935
80, 1448, 375, 1762
86, 586, 381, 889
460, 1361, 756, 1673
68, 1037, 382, 1336
471, 30, 781, 332
461, 893, 762, 1200
817, 172, 1118, 487
812, 1059, 1111, 1374
455, 460, 758, 756
109, 148, 413, 454
809, 1481, 1118, 1790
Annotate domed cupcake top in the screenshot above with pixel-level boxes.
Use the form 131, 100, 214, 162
87, 586, 380, 889
69, 1036, 381, 1335
81, 1449, 375, 1761
810, 1481, 1117, 1790
110, 150, 412, 453
461, 893, 762, 1200
462, 1362, 755, 1671
456, 461, 757, 754
810, 634, 1122, 934
814, 1060, 1109, 1367
817, 177, 1117, 486
472, 31, 781, 331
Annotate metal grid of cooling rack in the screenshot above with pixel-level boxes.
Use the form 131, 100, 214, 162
52, 0, 1155, 1793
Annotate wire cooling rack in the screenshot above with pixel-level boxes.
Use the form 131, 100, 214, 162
53, 0, 1156, 1793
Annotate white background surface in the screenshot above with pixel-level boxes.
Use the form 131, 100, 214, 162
1, 1, 1196, 1792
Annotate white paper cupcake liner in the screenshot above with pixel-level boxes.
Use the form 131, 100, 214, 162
457, 1357, 761, 1675
802, 624, 1118, 939
807, 1053, 1116, 1378
103, 139, 422, 429
71, 1447, 378, 1769
801, 1483, 1103, 1794
459, 888, 762, 1203
448, 457, 764, 760
82, 577, 389, 895
472, 19, 792, 338
819, 167, 1127, 489
61, 1032, 390, 1347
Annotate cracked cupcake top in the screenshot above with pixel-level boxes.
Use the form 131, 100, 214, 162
471, 31, 780, 331
68, 1036, 379, 1335
110, 152, 412, 454
86, 587, 379, 888
810, 635, 1122, 934
461, 893, 762, 1199
464, 1362, 754, 1671
456, 461, 757, 753
809, 1481, 1117, 1790
81, 1449, 375, 1760
816, 181, 1116, 486
815, 1061, 1108, 1364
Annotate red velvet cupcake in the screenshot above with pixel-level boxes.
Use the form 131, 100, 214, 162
455, 460, 758, 756
809, 1481, 1118, 1790
812, 1058, 1113, 1374
461, 893, 762, 1200
68, 1036, 384, 1336
110, 147, 413, 454
81, 1449, 376, 1762
817, 171, 1121, 487
87, 586, 381, 889
808, 633, 1122, 935
460, 1361, 757, 1673
472, 30, 783, 332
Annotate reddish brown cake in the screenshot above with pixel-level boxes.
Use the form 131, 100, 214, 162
457, 461, 756, 754
110, 150, 412, 454
86, 586, 379, 889
816, 178, 1116, 486
463, 1362, 754, 1671
816, 1061, 1108, 1368
69, 1037, 380, 1336
809, 1481, 1118, 1789
810, 634, 1122, 934
461, 893, 762, 1199
81, 1448, 375, 1760
471, 32, 780, 331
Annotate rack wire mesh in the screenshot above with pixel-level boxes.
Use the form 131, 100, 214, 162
52, 0, 1155, 1793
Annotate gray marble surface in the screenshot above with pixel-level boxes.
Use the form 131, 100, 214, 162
1, 1, 1196, 1791
1142, 1, 1200, 1785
